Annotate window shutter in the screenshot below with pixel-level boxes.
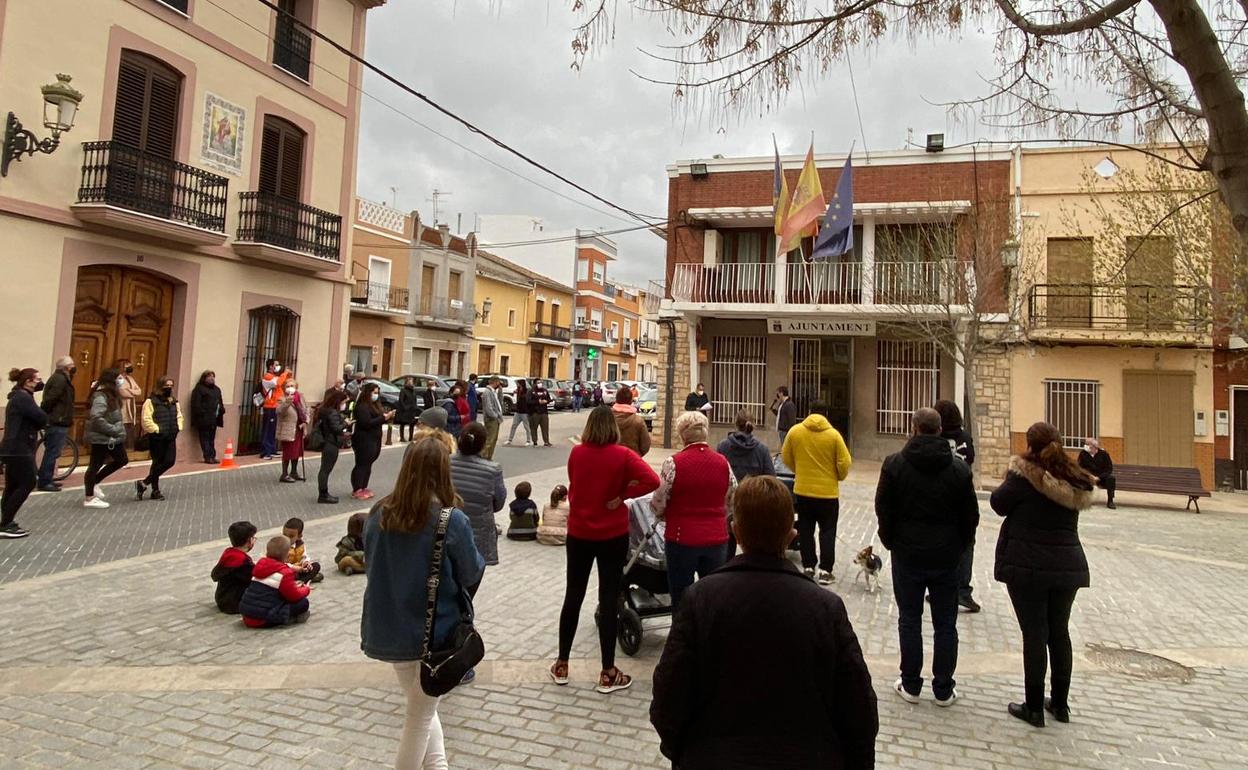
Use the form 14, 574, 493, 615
258, 116, 305, 200
112, 51, 181, 158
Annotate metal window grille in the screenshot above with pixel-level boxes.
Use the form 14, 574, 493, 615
791, 339, 822, 419
239, 305, 300, 455
876, 340, 939, 435
1044, 380, 1099, 449
711, 336, 768, 425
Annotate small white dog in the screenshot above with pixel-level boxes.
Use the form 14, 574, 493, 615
853, 546, 884, 593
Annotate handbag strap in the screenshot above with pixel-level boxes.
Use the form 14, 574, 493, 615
422, 508, 453, 663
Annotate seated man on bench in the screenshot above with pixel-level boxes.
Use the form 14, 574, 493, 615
1078, 439, 1116, 509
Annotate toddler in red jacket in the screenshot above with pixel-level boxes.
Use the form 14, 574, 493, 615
239, 535, 312, 628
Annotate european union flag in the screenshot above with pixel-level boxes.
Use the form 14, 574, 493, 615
812, 156, 853, 261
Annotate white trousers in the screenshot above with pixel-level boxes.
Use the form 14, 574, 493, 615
392, 662, 448, 770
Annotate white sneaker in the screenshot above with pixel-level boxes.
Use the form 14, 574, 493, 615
803, 567, 816, 579
817, 570, 834, 585
894, 678, 920, 704
935, 689, 958, 708
83, 497, 110, 509
504, 439, 512, 445
94, 486, 107, 500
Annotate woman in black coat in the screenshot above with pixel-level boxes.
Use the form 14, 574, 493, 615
990, 421, 1094, 728
0, 367, 48, 538
350, 382, 393, 501
396, 375, 421, 441
315, 389, 352, 504
189, 370, 225, 463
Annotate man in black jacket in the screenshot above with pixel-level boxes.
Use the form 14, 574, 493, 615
772, 385, 798, 447
1077, 438, 1116, 509
651, 475, 877, 770
875, 407, 979, 708
36, 356, 76, 492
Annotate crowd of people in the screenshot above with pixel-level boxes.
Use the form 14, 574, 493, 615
3, 360, 1106, 767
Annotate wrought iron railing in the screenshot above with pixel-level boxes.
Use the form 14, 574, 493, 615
273, 13, 312, 81
417, 295, 476, 324
530, 322, 572, 342
670, 260, 958, 305
1027, 283, 1208, 333
77, 141, 229, 231
237, 191, 341, 261
351, 280, 409, 311
638, 335, 660, 351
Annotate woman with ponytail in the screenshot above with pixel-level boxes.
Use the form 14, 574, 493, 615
0, 368, 48, 537
991, 422, 1095, 728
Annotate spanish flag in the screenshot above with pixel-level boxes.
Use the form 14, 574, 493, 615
778, 141, 825, 256
773, 136, 790, 240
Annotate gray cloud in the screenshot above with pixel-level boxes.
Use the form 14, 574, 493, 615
356, 2, 1000, 285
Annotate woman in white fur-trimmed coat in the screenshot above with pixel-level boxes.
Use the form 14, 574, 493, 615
990, 421, 1095, 730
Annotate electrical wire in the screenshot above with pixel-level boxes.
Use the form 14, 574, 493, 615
246, 0, 665, 225
352, 219, 669, 252
196, 0, 656, 227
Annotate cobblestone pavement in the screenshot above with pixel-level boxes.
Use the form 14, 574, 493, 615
1, 441, 1247, 768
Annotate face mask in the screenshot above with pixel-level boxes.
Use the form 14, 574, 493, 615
124, 366, 134, 374
285, 387, 296, 395
162, 387, 173, 397
115, 377, 126, 388
340, 403, 348, 411
697, 389, 704, 394
273, 365, 282, 373
32, 381, 45, 392
371, 392, 380, 402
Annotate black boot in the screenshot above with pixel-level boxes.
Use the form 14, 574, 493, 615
135, 480, 147, 501
280, 461, 294, 483
1044, 698, 1070, 723
150, 487, 165, 501
318, 492, 338, 504
1008, 702, 1044, 727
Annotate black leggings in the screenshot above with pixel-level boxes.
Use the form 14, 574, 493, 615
318, 444, 339, 495
351, 441, 380, 492
2, 455, 36, 527
558, 534, 628, 670
399, 422, 416, 441
85, 443, 129, 497
1007, 584, 1079, 711
144, 436, 177, 491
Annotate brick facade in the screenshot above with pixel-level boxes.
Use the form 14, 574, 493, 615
652, 318, 692, 447
972, 343, 1013, 483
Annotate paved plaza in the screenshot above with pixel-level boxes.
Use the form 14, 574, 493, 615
2, 411, 1247, 769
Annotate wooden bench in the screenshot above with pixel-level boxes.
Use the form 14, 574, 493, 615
1112, 465, 1211, 513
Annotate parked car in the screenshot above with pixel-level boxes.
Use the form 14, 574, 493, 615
600, 381, 621, 405
478, 374, 524, 415
534, 378, 573, 410
389, 373, 452, 402
637, 387, 657, 431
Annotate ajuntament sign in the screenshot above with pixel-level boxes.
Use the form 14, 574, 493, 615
767, 318, 876, 336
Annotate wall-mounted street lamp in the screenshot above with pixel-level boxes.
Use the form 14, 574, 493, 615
476, 298, 493, 321
3, 74, 84, 177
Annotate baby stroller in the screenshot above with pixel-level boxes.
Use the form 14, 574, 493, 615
616, 494, 672, 656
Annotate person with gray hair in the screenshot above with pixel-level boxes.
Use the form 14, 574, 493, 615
652, 410, 737, 608
36, 355, 77, 491
875, 406, 980, 708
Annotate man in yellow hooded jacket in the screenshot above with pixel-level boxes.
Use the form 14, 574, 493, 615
781, 401, 852, 585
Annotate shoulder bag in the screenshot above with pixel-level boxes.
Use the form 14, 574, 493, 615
420, 508, 485, 696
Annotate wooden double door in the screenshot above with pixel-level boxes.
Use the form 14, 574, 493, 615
1122, 371, 1194, 468
69, 266, 175, 446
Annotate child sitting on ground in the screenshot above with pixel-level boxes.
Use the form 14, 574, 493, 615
537, 484, 570, 546
335, 513, 367, 575
507, 482, 540, 541
211, 521, 257, 614
239, 535, 312, 627
282, 517, 323, 583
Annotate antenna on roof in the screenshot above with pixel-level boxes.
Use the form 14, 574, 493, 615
427, 188, 453, 224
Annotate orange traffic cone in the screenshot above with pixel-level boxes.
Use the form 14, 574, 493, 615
220, 440, 238, 469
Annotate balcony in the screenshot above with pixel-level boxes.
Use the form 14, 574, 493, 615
233, 191, 342, 272
273, 13, 312, 82
350, 280, 409, 316
669, 260, 962, 316
415, 295, 475, 327
72, 141, 229, 245
1026, 283, 1209, 344
638, 334, 660, 352
622, 339, 636, 355
530, 321, 572, 344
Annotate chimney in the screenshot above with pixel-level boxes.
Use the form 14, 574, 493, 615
437, 223, 450, 235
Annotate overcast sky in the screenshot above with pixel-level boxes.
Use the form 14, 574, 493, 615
355, 2, 1003, 285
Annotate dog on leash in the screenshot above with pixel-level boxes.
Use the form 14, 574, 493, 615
853, 546, 884, 593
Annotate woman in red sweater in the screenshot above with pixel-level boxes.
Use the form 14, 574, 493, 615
552, 405, 660, 694
652, 410, 736, 608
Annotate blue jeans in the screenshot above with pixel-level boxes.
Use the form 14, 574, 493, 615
261, 408, 278, 457
892, 557, 959, 700
665, 541, 727, 609
572, 395, 583, 412
36, 425, 68, 486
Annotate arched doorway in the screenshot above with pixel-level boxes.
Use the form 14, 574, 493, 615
238, 305, 300, 454
69, 266, 175, 452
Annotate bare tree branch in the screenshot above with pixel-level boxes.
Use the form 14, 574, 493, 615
994, 0, 1143, 36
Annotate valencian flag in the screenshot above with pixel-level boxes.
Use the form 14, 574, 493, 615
812, 155, 853, 260
773, 136, 790, 239
778, 141, 825, 256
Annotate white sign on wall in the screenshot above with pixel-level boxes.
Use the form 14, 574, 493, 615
767, 318, 876, 336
